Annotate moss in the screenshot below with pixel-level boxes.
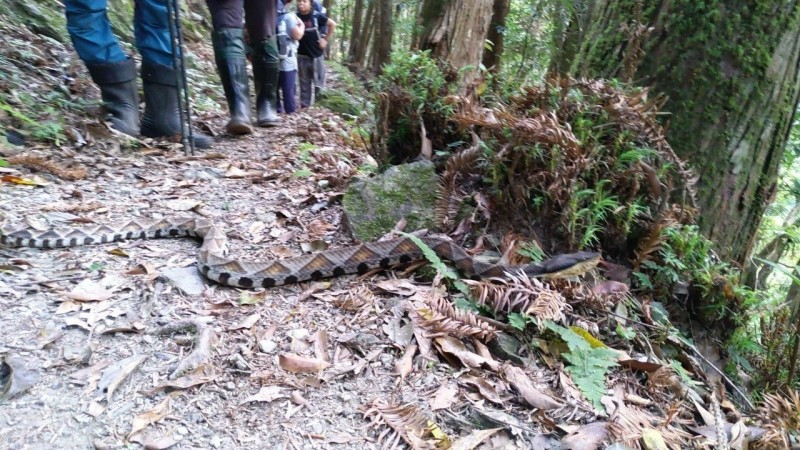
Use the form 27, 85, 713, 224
342, 162, 439, 241
315, 90, 362, 117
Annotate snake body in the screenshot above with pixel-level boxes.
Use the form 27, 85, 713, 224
1, 217, 600, 288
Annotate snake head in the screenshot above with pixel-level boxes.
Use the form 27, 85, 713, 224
539, 251, 601, 279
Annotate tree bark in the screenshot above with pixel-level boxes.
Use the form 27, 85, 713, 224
482, 0, 510, 76
554, 0, 800, 265
355, 0, 375, 68
371, 0, 393, 75
347, 0, 364, 64
415, 0, 494, 85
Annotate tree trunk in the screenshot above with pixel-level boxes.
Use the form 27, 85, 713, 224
347, 0, 364, 64
415, 0, 494, 85
371, 0, 393, 74
482, 0, 510, 77
555, 0, 800, 265
355, 0, 375, 68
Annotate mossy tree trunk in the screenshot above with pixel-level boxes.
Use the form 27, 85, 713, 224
414, 0, 493, 85
554, 0, 800, 265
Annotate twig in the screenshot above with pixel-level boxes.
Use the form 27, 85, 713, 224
15, 274, 96, 287
151, 318, 216, 379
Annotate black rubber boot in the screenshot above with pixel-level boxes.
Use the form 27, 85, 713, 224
212, 28, 253, 135
140, 59, 214, 149
86, 58, 139, 136
251, 38, 281, 127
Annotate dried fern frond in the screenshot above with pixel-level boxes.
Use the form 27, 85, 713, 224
7, 154, 86, 180
435, 142, 482, 229
361, 400, 445, 450
331, 286, 377, 312
632, 215, 676, 270
406, 292, 498, 342
464, 270, 570, 324
605, 386, 692, 449
755, 388, 800, 449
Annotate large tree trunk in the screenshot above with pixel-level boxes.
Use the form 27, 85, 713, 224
554, 0, 800, 265
482, 0, 510, 77
415, 0, 494, 85
355, 0, 375, 68
347, 0, 364, 64
371, 0, 393, 75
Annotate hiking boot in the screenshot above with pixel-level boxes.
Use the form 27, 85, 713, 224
86, 58, 139, 136
251, 38, 281, 127
212, 28, 253, 135
140, 59, 214, 149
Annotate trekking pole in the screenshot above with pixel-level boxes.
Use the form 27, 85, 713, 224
165, 0, 195, 155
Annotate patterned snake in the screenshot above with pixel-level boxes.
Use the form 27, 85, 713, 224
0, 217, 600, 288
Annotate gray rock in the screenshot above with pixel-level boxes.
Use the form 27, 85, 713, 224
342, 161, 439, 241
161, 266, 206, 296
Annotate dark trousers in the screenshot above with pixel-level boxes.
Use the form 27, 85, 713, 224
205, 0, 276, 41
277, 70, 297, 114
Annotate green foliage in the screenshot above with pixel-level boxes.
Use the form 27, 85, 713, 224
371, 49, 465, 165
546, 321, 618, 409
398, 232, 468, 295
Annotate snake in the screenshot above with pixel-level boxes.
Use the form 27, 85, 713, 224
0, 217, 601, 288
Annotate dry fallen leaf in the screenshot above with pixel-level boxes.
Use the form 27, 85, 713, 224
395, 343, 417, 380
449, 428, 502, 450
561, 422, 609, 450
129, 433, 179, 450
228, 312, 261, 330
146, 364, 217, 395
278, 353, 330, 373
430, 382, 459, 411
128, 396, 171, 438
240, 385, 287, 404
458, 374, 507, 405
502, 365, 562, 410
98, 354, 147, 402
0, 355, 41, 401
434, 336, 499, 370
66, 279, 113, 302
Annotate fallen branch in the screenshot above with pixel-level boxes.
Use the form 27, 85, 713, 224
151, 319, 217, 379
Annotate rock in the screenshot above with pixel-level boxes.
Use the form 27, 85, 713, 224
342, 161, 439, 241
161, 266, 206, 296
258, 340, 277, 353
487, 332, 525, 364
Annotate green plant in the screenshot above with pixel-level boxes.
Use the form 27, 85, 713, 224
546, 321, 618, 409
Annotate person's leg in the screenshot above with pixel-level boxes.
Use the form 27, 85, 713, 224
284, 70, 297, 114
245, 0, 280, 126
65, 0, 126, 64
65, 0, 138, 135
297, 55, 314, 108
277, 70, 286, 114
313, 55, 326, 100
207, 0, 252, 135
136, 0, 213, 147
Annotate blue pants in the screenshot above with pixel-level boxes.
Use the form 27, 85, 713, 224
277, 70, 297, 114
65, 0, 174, 67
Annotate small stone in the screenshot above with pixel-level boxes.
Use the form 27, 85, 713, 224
339, 392, 352, 402
225, 382, 236, 391
287, 328, 309, 340
176, 426, 189, 436
209, 435, 223, 448
258, 340, 277, 353
317, 179, 330, 189
379, 354, 394, 367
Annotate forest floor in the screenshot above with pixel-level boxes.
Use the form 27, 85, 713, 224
0, 12, 776, 449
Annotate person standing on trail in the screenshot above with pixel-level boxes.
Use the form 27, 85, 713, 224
276, 0, 305, 114
206, 0, 283, 134
296, 0, 336, 108
64, 0, 214, 148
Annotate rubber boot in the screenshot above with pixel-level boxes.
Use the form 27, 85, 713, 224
251, 38, 281, 127
212, 28, 253, 135
140, 59, 214, 149
86, 58, 139, 136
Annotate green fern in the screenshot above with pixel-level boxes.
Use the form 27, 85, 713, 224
399, 232, 468, 294
545, 322, 618, 409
